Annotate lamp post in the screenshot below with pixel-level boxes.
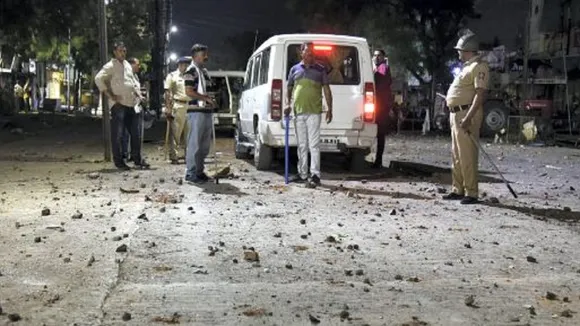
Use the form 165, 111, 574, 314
98, 0, 111, 161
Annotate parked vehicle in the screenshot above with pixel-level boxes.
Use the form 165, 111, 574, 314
206, 70, 244, 131
234, 33, 378, 171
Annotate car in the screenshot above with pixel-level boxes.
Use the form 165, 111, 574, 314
234, 33, 378, 171
206, 70, 244, 131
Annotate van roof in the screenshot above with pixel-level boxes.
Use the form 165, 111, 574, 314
207, 70, 245, 78
254, 33, 368, 55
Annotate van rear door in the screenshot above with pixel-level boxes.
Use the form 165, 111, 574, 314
285, 43, 370, 130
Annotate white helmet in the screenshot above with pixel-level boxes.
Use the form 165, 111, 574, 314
454, 33, 479, 52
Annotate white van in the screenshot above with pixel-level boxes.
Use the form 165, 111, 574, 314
206, 70, 245, 130
235, 34, 378, 171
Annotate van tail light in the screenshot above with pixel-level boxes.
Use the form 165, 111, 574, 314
363, 82, 375, 122
271, 79, 283, 121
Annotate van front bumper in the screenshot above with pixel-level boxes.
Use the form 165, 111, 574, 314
258, 119, 377, 153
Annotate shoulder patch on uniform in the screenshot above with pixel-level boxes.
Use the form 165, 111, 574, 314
183, 69, 198, 81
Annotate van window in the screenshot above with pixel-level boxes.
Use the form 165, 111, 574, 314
251, 53, 262, 88
258, 48, 270, 85
243, 59, 253, 90
286, 44, 360, 85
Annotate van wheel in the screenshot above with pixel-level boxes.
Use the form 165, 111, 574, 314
482, 101, 509, 137
348, 150, 367, 173
254, 134, 273, 170
234, 120, 250, 159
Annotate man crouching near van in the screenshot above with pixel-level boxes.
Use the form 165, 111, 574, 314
284, 42, 333, 188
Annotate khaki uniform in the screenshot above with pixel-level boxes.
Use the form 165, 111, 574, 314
445, 56, 489, 197
164, 70, 190, 160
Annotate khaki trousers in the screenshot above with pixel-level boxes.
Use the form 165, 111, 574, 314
450, 108, 483, 197
169, 104, 189, 160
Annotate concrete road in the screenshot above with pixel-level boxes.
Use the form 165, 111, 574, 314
0, 115, 579, 325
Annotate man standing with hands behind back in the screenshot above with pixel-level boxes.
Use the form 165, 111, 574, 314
444, 32, 489, 205
183, 44, 216, 184
165, 56, 192, 164
95, 41, 149, 170
285, 42, 333, 189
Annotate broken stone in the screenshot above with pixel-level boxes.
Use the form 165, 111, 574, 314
489, 197, 500, 204
116, 244, 128, 253
563, 207, 571, 212
407, 277, 420, 282
7, 313, 21, 322
273, 232, 282, 238
526, 256, 538, 263
71, 211, 83, 219
355, 269, 364, 276
300, 219, 306, 225
325, 235, 337, 243
112, 236, 122, 242
34, 236, 41, 243
122, 312, 132, 321
389, 209, 397, 215
160, 207, 166, 213
394, 274, 403, 280
465, 295, 476, 307
244, 251, 259, 262
339, 310, 349, 320
546, 291, 558, 300
87, 172, 100, 180
87, 255, 95, 267
308, 314, 321, 324
285, 264, 293, 270
561, 309, 574, 318
137, 213, 148, 221
41, 208, 51, 216
464, 243, 472, 249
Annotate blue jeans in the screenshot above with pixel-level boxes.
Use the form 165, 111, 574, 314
186, 112, 213, 178
111, 104, 141, 166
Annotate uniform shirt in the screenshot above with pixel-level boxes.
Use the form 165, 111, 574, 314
95, 59, 140, 108
183, 63, 211, 111
446, 56, 489, 107
288, 62, 329, 115
164, 70, 189, 102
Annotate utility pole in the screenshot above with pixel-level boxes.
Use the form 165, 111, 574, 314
149, 0, 168, 118
522, 0, 531, 106
66, 28, 71, 111
98, 0, 111, 161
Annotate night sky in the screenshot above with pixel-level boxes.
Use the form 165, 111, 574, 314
169, 0, 526, 69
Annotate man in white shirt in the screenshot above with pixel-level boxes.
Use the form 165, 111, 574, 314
95, 41, 149, 170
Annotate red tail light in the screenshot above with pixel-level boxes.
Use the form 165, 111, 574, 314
271, 79, 283, 121
313, 45, 333, 52
363, 82, 375, 122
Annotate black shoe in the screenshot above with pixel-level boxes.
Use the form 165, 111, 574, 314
305, 175, 321, 188
290, 175, 306, 183
185, 175, 205, 184
197, 173, 210, 182
115, 163, 131, 171
460, 196, 479, 205
371, 161, 383, 169
134, 160, 150, 169
442, 192, 464, 200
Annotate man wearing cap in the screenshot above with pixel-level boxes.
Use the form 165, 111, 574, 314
183, 44, 216, 184
443, 32, 489, 205
164, 56, 192, 164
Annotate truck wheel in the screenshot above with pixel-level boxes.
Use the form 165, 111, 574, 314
234, 120, 250, 159
254, 134, 273, 170
482, 101, 509, 137
348, 150, 367, 173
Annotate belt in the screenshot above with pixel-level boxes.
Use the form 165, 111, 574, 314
187, 108, 213, 113
449, 104, 470, 113
173, 99, 189, 104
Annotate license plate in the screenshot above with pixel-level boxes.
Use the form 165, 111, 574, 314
321, 138, 339, 144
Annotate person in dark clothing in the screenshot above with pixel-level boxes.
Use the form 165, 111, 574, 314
372, 49, 393, 168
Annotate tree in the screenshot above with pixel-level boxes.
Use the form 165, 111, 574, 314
224, 29, 275, 70
287, 0, 479, 87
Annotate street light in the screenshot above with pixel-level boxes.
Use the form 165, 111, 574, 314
169, 53, 178, 61
170, 25, 178, 33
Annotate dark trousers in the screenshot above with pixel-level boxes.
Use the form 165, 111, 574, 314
111, 104, 141, 166
121, 115, 142, 159
375, 118, 389, 164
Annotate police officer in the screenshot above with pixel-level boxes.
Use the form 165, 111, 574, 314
443, 32, 489, 205
183, 44, 215, 184
164, 56, 192, 164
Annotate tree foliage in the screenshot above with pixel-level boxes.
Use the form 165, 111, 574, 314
224, 29, 275, 70
0, 0, 151, 74
287, 0, 479, 85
